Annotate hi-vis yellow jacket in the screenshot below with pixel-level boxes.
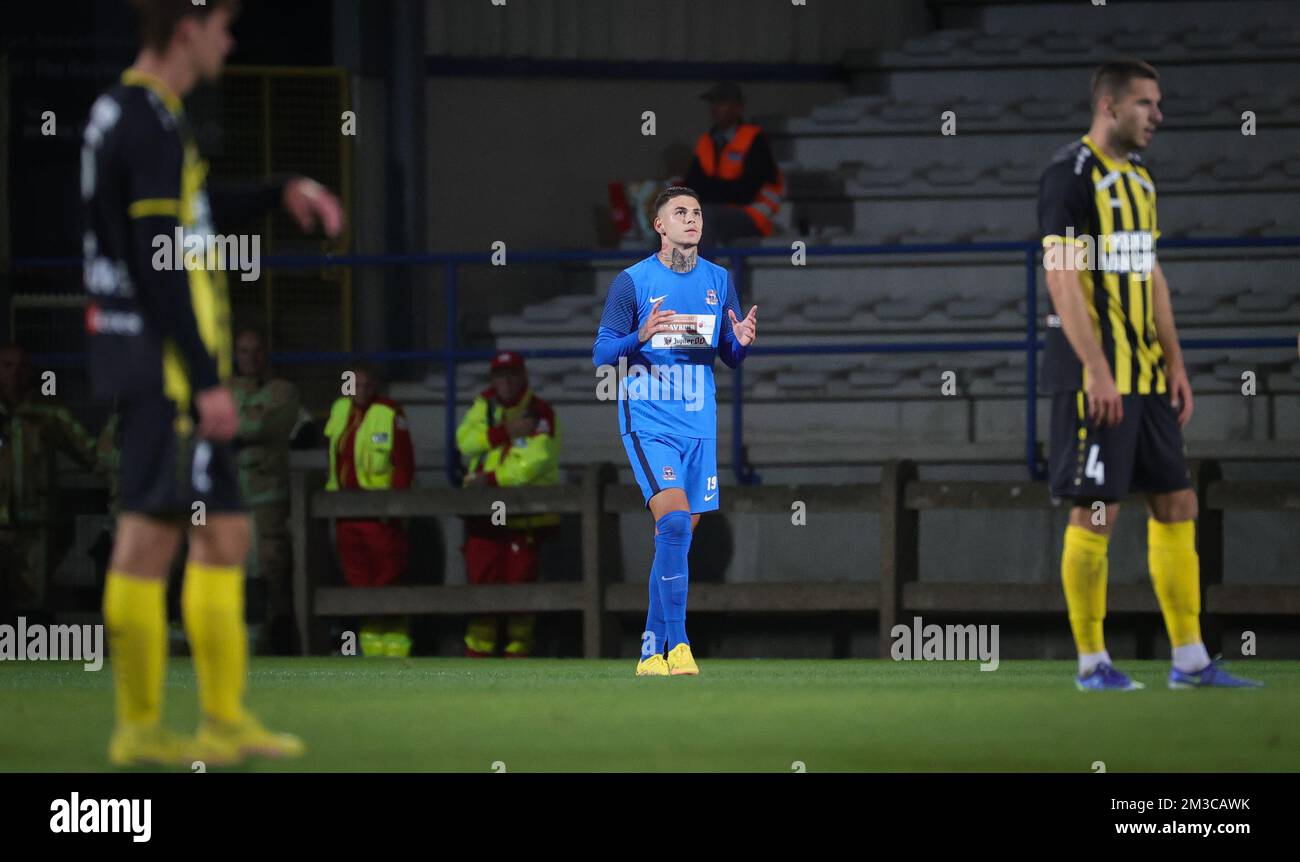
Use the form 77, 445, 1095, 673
323, 396, 414, 491
456, 388, 560, 529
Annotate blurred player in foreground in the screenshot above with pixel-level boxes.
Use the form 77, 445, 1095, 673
83, 0, 344, 766
1038, 59, 1259, 691
592, 187, 756, 676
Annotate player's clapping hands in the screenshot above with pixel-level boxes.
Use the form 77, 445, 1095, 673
638, 298, 678, 342
729, 305, 758, 346
283, 177, 345, 238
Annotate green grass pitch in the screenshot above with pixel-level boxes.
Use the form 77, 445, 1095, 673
2, 659, 1297, 772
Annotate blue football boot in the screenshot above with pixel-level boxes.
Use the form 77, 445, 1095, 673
1076, 663, 1145, 691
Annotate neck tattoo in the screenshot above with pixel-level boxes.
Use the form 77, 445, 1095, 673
661, 247, 697, 273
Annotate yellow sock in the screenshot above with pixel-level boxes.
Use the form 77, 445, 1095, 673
1148, 519, 1202, 648
182, 562, 247, 724
103, 572, 167, 727
1061, 525, 1109, 654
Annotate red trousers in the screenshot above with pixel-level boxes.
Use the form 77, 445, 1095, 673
462, 531, 540, 585
336, 519, 409, 587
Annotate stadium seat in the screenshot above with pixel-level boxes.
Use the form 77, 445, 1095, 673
1108, 29, 1169, 53
1235, 290, 1293, 313
1181, 28, 1238, 52
1041, 31, 1094, 55
879, 101, 935, 124
874, 297, 933, 321
853, 164, 912, 188
1159, 93, 1217, 119
946, 296, 1010, 320
969, 34, 1025, 56
922, 164, 983, 187
1016, 98, 1078, 121
846, 367, 904, 389
1252, 26, 1300, 49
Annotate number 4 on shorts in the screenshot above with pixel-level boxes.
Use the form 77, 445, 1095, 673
1084, 444, 1105, 486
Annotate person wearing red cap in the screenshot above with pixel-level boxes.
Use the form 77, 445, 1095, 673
322, 362, 416, 657
455, 352, 561, 657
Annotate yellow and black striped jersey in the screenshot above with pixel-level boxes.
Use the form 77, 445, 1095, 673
81, 69, 284, 414
1038, 135, 1165, 395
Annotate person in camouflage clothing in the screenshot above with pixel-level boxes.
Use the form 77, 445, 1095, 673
231, 326, 301, 654
0, 344, 106, 619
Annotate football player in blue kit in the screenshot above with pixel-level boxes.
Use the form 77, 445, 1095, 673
592, 186, 757, 676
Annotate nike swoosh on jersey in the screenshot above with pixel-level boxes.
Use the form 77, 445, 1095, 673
661, 574, 685, 581
704, 493, 717, 501
649, 295, 667, 303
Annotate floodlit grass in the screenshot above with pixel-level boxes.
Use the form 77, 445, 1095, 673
2, 658, 1296, 772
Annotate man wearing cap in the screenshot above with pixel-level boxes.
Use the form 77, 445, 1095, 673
683, 82, 785, 249
455, 351, 561, 658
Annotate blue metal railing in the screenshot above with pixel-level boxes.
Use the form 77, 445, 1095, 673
17, 236, 1300, 484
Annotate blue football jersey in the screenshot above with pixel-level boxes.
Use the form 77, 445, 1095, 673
592, 254, 749, 439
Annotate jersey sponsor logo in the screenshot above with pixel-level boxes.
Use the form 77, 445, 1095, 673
85, 305, 143, 336
371, 433, 390, 444
650, 314, 716, 349
84, 256, 134, 298
662, 466, 676, 481
649, 294, 668, 304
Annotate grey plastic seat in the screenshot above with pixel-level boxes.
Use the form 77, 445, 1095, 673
846, 368, 904, 389
1018, 99, 1079, 121
1253, 27, 1300, 49
1236, 290, 1293, 313
1109, 30, 1168, 52
1182, 29, 1237, 52
995, 163, 1039, 187
879, 101, 934, 123
1041, 31, 1093, 54
924, 164, 982, 187
969, 34, 1024, 56
855, 164, 912, 188
802, 301, 858, 323
874, 297, 933, 321
775, 370, 829, 390
946, 296, 1009, 320
1159, 94, 1216, 119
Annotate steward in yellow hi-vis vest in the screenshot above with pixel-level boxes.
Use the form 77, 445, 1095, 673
323, 365, 415, 658
683, 82, 785, 241
455, 351, 560, 658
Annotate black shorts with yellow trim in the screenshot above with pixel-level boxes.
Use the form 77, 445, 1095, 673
118, 393, 244, 518
1048, 391, 1192, 503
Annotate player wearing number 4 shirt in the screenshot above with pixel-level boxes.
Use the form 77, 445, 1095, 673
1039, 60, 1258, 691
592, 186, 757, 678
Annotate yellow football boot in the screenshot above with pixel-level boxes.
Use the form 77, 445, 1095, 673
107, 723, 193, 768
193, 711, 306, 764
383, 631, 412, 658
635, 654, 670, 676
666, 643, 699, 676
